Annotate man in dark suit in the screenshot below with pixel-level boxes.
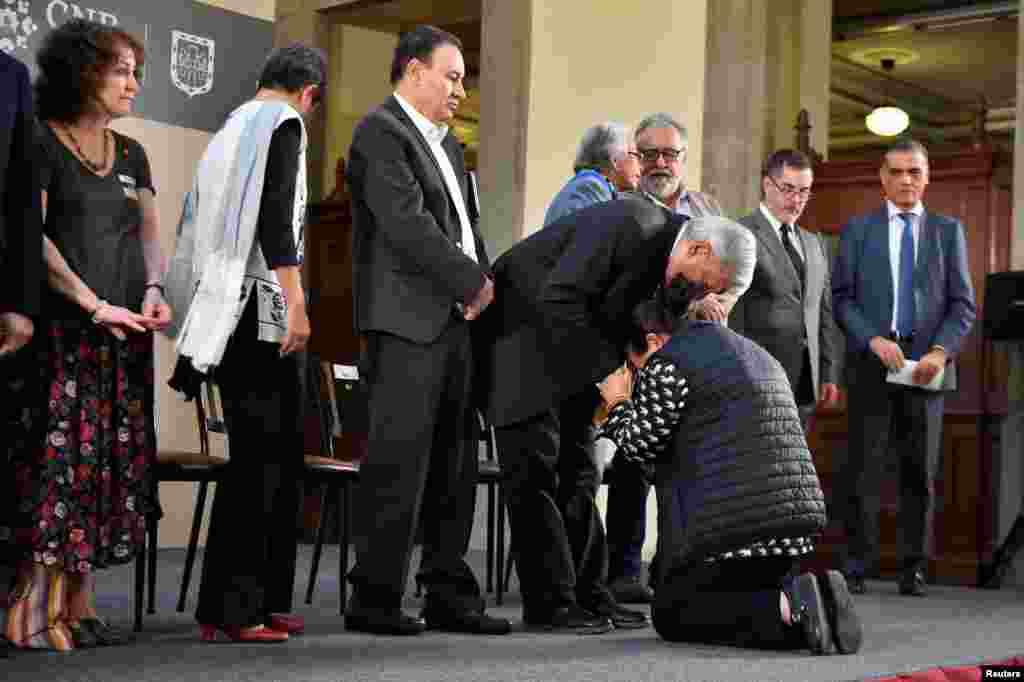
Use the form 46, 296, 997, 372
345, 25, 507, 636
1, 49, 42, 657
731, 149, 840, 432
479, 198, 733, 633
832, 139, 976, 597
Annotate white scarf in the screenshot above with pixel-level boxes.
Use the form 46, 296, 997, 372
165, 100, 307, 374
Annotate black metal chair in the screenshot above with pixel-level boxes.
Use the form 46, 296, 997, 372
476, 411, 506, 604
303, 360, 361, 615
134, 383, 228, 631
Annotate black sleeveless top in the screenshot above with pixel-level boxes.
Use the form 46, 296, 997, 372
38, 122, 154, 321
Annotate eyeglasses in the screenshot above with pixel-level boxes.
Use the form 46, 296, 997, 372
766, 174, 812, 200
638, 147, 686, 164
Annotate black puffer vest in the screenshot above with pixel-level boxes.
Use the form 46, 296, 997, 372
654, 321, 826, 568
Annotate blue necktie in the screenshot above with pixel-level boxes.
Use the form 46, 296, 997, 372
896, 213, 916, 337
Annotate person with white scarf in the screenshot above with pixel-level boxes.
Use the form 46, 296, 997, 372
164, 44, 325, 644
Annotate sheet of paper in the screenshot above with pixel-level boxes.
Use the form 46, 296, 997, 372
885, 359, 944, 391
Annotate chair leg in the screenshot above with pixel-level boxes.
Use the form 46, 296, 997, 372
305, 485, 330, 605
339, 480, 351, 617
134, 526, 146, 632
177, 481, 209, 613
486, 482, 495, 594
147, 516, 158, 615
497, 487, 507, 606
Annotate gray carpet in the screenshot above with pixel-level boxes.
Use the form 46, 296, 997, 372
3, 546, 1023, 682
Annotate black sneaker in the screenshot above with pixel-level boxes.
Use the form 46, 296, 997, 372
818, 570, 863, 654
581, 599, 649, 630
524, 604, 614, 635
787, 573, 834, 655
608, 576, 654, 604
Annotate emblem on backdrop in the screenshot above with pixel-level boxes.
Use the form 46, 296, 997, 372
0, 0, 40, 55
170, 29, 214, 98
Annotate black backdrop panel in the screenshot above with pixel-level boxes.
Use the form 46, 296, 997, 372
1, 0, 273, 133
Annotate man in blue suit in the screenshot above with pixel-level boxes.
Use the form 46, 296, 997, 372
832, 139, 976, 597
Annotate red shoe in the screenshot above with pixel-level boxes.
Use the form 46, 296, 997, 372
199, 624, 288, 643
267, 614, 305, 635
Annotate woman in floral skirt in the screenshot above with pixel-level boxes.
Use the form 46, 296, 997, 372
0, 19, 170, 651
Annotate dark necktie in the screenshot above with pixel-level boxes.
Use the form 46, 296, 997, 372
780, 224, 805, 295
896, 212, 916, 337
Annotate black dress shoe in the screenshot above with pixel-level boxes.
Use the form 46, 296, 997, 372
524, 604, 614, 635
817, 570, 863, 654
845, 573, 867, 595
786, 573, 834, 655
898, 568, 927, 597
422, 607, 511, 635
582, 599, 649, 630
346, 607, 426, 636
608, 577, 654, 604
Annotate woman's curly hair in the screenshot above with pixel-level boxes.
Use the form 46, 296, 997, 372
35, 18, 145, 123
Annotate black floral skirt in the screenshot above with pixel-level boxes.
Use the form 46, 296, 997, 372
1, 319, 158, 574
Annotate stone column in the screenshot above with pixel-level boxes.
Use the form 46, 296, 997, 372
275, 0, 331, 200
321, 24, 397, 196
701, 0, 767, 216
478, 0, 710, 255
798, 0, 832, 159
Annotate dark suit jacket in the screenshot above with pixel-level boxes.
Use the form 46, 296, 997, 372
479, 197, 685, 427
832, 205, 976, 390
731, 209, 838, 399
348, 95, 489, 344
0, 51, 41, 319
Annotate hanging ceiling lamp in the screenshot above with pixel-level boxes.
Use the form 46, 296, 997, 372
865, 58, 910, 137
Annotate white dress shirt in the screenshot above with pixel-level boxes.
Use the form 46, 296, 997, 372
886, 199, 923, 333
394, 92, 478, 263
759, 203, 804, 260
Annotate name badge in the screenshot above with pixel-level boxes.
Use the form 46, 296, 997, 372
119, 174, 138, 200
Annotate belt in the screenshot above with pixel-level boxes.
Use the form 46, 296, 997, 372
888, 331, 914, 343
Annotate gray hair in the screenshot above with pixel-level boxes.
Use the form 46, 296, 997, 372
634, 112, 688, 144
573, 122, 630, 173
680, 216, 756, 298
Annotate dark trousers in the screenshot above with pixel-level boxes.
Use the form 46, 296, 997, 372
652, 556, 801, 648
839, 346, 944, 575
347, 322, 481, 610
494, 387, 609, 616
194, 306, 303, 628
0, 353, 32, 593
605, 458, 652, 582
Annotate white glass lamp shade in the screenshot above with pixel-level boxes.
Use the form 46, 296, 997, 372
865, 106, 910, 137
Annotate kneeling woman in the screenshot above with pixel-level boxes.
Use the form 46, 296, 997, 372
598, 279, 862, 655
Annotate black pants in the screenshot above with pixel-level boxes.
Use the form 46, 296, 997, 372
839, 345, 944, 575
347, 322, 481, 610
652, 556, 802, 649
194, 304, 303, 628
605, 458, 652, 583
494, 387, 609, 617
0, 352, 34, 592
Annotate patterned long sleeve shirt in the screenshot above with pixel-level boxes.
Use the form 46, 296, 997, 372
599, 354, 814, 562
599, 356, 689, 465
